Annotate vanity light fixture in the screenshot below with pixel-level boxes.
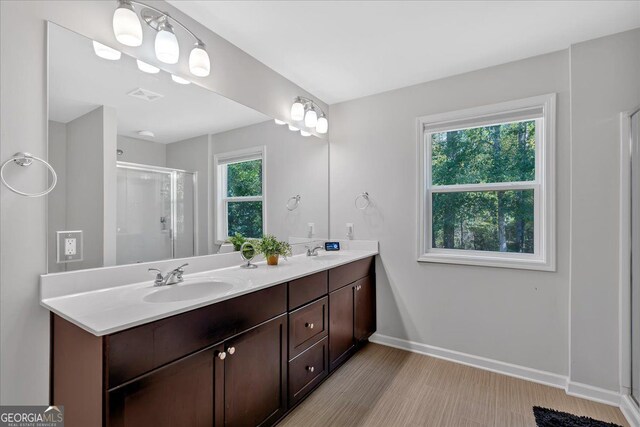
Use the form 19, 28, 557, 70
92, 41, 122, 60
288, 124, 299, 132
290, 96, 328, 134
274, 119, 287, 125
300, 130, 311, 137
113, 0, 143, 46
136, 59, 160, 74
111, 0, 211, 76
171, 74, 190, 85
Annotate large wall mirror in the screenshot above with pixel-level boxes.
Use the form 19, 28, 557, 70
47, 23, 328, 272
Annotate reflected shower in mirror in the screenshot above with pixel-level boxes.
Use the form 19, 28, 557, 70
47, 23, 328, 272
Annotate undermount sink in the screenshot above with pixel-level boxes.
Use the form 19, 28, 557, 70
143, 278, 235, 303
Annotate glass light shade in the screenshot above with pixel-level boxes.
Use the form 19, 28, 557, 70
304, 108, 318, 128
189, 44, 210, 77
171, 74, 191, 85
316, 116, 329, 134
112, 3, 143, 47
300, 130, 311, 137
92, 41, 121, 60
155, 25, 179, 64
290, 100, 304, 121
274, 119, 286, 125
136, 60, 159, 74
288, 124, 299, 131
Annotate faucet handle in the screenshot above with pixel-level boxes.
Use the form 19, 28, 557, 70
148, 268, 163, 283
175, 263, 189, 272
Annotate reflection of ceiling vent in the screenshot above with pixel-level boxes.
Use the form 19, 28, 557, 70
127, 88, 164, 102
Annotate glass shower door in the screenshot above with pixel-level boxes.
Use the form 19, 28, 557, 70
116, 166, 173, 265
631, 110, 640, 404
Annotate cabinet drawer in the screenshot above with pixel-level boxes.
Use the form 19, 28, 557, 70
107, 283, 286, 389
289, 297, 328, 358
288, 271, 327, 310
329, 257, 373, 292
289, 337, 328, 406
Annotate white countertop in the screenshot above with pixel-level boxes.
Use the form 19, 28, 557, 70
41, 249, 377, 336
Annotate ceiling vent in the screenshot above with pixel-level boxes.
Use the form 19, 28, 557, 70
127, 88, 164, 102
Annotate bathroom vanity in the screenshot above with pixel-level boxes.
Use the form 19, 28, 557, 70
46, 253, 376, 427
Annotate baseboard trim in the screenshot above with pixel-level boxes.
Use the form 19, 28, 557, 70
369, 333, 567, 389
566, 381, 621, 407
620, 395, 640, 427
370, 333, 635, 425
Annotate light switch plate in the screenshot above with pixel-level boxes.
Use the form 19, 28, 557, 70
57, 230, 83, 263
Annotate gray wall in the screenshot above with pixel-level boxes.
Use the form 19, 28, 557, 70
569, 29, 640, 391
117, 135, 166, 167
0, 0, 328, 404
211, 121, 329, 242
166, 134, 212, 255
329, 49, 571, 376
47, 121, 67, 273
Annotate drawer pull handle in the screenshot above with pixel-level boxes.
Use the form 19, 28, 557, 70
305, 322, 314, 329
216, 351, 227, 360
306, 366, 315, 373
227, 346, 236, 355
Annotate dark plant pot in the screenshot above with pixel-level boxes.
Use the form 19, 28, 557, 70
267, 255, 279, 266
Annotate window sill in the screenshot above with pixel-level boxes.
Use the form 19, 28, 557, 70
417, 252, 555, 272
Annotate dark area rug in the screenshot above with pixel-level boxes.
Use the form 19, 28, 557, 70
533, 406, 623, 427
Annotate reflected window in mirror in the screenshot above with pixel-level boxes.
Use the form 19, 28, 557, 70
215, 147, 266, 240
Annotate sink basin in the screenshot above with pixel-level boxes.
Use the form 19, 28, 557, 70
143, 279, 235, 303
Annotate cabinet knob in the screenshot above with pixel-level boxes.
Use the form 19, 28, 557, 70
227, 346, 236, 355
305, 322, 314, 329
216, 351, 227, 360
306, 366, 315, 373
356, 285, 361, 291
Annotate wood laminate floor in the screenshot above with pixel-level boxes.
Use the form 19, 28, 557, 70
278, 343, 628, 427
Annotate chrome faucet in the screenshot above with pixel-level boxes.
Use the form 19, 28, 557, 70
148, 263, 189, 286
306, 246, 323, 257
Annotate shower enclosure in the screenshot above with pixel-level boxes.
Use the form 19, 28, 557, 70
631, 110, 640, 406
116, 162, 197, 265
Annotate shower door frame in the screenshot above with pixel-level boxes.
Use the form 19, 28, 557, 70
619, 107, 640, 417
116, 161, 199, 260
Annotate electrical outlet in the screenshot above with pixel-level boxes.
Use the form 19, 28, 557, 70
65, 238, 76, 255
57, 231, 83, 263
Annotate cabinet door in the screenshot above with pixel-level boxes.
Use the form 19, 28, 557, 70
329, 284, 355, 371
224, 315, 287, 427
108, 349, 214, 427
354, 276, 376, 342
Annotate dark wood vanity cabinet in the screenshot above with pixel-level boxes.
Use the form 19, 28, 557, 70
51, 257, 375, 427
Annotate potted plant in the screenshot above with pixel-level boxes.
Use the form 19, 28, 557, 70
256, 234, 292, 266
228, 233, 247, 251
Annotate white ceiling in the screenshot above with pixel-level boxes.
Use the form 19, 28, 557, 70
169, 0, 640, 104
49, 24, 269, 144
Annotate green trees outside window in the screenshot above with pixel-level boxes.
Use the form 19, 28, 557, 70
430, 121, 535, 253
225, 159, 263, 238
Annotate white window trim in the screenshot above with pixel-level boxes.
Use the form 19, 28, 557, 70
214, 146, 267, 241
417, 94, 556, 271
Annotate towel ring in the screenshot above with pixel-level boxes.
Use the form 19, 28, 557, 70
286, 195, 301, 211
355, 192, 370, 210
0, 152, 58, 197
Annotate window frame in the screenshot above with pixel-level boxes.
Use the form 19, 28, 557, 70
417, 94, 556, 271
214, 146, 267, 241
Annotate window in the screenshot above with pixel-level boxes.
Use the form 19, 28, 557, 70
418, 94, 556, 270
215, 147, 266, 239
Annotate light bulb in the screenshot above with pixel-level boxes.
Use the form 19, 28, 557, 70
171, 74, 190, 85
112, 0, 143, 47
92, 41, 121, 60
136, 60, 159, 74
189, 42, 210, 77
274, 119, 286, 125
288, 124, 299, 131
290, 98, 304, 121
316, 115, 328, 134
300, 130, 311, 137
304, 107, 318, 128
155, 21, 179, 64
